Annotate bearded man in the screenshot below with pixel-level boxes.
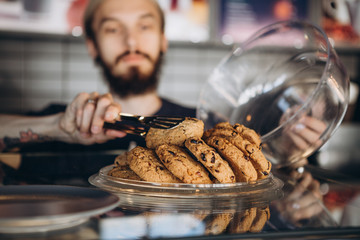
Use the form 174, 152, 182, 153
0, 0, 195, 183
0, 0, 195, 150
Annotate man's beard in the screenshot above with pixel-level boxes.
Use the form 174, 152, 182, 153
95, 52, 163, 98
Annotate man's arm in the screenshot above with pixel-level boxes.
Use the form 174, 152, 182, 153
0, 92, 126, 152
0, 113, 67, 152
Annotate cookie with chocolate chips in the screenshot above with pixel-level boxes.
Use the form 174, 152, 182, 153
203, 122, 271, 179
108, 166, 142, 181
155, 144, 212, 184
249, 207, 270, 233
127, 146, 181, 183
228, 207, 257, 233
205, 135, 257, 182
233, 123, 261, 147
185, 137, 236, 183
145, 117, 204, 149
204, 212, 234, 235
109, 152, 142, 180
114, 152, 129, 168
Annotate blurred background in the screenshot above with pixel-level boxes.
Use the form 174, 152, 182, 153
0, 0, 359, 122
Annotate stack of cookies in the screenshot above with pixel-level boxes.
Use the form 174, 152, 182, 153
108, 117, 272, 184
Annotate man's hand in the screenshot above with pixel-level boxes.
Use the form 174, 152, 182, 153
59, 92, 126, 145
280, 105, 327, 153
274, 160, 324, 224
285, 115, 326, 150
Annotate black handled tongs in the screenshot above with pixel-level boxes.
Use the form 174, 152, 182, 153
103, 113, 185, 136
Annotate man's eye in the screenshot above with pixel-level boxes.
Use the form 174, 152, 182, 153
140, 24, 151, 31
105, 28, 118, 33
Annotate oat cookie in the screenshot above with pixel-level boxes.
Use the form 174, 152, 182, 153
155, 144, 212, 184
185, 138, 236, 183
127, 146, 180, 183
145, 117, 204, 149
205, 135, 257, 182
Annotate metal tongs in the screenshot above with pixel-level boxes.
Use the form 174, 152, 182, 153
103, 113, 185, 136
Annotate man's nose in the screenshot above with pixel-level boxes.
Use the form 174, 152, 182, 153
124, 31, 137, 52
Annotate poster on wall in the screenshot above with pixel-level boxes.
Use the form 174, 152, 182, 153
321, 0, 360, 45
218, 0, 308, 44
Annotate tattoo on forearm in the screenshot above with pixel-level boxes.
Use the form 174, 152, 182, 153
0, 129, 52, 151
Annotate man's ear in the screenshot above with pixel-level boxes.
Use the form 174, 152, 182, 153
160, 34, 168, 53
86, 38, 98, 59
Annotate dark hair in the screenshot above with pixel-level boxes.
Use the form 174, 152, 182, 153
83, 0, 165, 41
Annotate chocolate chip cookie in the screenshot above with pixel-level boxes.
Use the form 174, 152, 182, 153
145, 117, 204, 149
233, 123, 261, 147
127, 146, 181, 183
185, 137, 236, 183
114, 152, 129, 168
108, 166, 142, 181
205, 212, 234, 235
203, 122, 271, 179
155, 144, 212, 184
249, 207, 270, 233
205, 135, 257, 182
228, 207, 257, 233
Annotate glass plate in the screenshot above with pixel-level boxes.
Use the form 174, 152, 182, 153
89, 165, 284, 211
0, 185, 120, 234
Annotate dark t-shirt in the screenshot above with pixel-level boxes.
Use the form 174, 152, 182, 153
6, 98, 196, 184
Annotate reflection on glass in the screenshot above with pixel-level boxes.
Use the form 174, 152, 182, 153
99, 205, 271, 238
273, 162, 338, 229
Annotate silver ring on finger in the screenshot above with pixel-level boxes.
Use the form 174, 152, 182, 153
87, 98, 96, 104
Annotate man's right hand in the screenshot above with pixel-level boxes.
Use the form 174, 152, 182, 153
59, 92, 126, 145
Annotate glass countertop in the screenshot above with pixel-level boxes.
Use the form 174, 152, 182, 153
1, 161, 360, 240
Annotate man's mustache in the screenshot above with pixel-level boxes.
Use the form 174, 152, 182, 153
115, 50, 152, 64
